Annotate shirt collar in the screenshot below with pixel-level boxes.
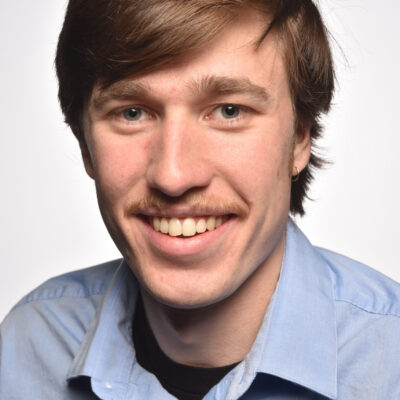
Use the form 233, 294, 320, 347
67, 260, 139, 394
246, 219, 337, 399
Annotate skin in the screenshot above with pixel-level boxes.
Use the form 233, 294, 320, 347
81, 11, 310, 367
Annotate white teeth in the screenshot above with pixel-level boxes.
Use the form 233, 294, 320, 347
153, 217, 161, 232
196, 218, 207, 233
160, 218, 169, 234
168, 218, 182, 236
206, 216, 216, 231
182, 218, 196, 237
151, 215, 228, 237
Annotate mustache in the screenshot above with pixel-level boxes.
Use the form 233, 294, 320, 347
125, 191, 249, 218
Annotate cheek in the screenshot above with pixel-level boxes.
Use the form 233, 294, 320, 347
216, 127, 292, 197
91, 137, 148, 200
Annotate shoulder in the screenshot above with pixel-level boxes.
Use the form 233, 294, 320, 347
0, 259, 122, 399
2, 258, 123, 338
2, 258, 122, 335
11, 258, 122, 311
315, 248, 400, 396
316, 247, 400, 317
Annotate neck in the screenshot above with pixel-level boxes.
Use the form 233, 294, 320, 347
141, 232, 285, 368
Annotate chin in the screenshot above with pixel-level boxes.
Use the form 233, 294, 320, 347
136, 263, 236, 310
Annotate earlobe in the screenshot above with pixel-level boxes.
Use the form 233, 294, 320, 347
293, 125, 311, 173
79, 139, 95, 179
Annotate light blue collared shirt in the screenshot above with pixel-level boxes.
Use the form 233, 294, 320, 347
1, 220, 400, 399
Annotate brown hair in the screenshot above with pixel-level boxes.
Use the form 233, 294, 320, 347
55, 0, 334, 215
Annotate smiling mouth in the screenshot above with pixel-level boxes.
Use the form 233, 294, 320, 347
141, 215, 231, 237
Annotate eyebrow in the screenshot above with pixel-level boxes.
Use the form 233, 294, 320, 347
91, 81, 152, 111
91, 75, 271, 111
189, 75, 271, 105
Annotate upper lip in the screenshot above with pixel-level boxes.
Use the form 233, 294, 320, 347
134, 206, 232, 218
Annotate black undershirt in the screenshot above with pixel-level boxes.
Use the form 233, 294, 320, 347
132, 295, 240, 400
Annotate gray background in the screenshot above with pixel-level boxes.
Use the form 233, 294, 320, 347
1, 0, 399, 321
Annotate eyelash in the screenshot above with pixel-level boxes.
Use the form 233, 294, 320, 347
111, 106, 153, 124
207, 104, 249, 124
110, 103, 251, 128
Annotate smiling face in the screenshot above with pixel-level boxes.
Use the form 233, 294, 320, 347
82, 11, 310, 309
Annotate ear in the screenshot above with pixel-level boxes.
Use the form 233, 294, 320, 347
78, 139, 95, 179
292, 124, 311, 175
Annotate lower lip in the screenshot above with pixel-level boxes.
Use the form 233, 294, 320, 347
136, 216, 235, 257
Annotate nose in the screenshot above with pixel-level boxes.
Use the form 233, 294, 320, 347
145, 116, 213, 197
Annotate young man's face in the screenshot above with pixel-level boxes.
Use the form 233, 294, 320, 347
83, 11, 310, 309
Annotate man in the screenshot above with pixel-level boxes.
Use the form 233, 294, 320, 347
1, 0, 400, 399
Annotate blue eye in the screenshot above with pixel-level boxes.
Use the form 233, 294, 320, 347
122, 107, 142, 121
221, 105, 240, 119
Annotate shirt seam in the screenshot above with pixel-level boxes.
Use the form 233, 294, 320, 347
12, 290, 107, 311
335, 298, 400, 318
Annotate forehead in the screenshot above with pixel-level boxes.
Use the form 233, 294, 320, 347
90, 10, 288, 106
